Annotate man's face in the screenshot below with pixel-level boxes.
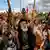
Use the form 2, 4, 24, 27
3, 16, 7, 21
20, 21, 28, 31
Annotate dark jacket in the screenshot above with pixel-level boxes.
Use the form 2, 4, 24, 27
28, 27, 36, 48
0, 37, 5, 50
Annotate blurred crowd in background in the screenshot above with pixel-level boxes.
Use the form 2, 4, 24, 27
0, 8, 50, 50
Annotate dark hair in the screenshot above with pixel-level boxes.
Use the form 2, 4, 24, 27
22, 8, 26, 14
0, 31, 2, 35
48, 12, 50, 16
46, 12, 50, 20
0, 27, 2, 35
18, 19, 27, 25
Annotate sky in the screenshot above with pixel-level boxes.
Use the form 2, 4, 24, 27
0, 0, 49, 12
0, 0, 36, 9
0, 0, 40, 12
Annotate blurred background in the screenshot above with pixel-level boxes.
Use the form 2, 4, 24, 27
0, 0, 50, 12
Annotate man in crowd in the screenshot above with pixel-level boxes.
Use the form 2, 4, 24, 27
18, 19, 36, 50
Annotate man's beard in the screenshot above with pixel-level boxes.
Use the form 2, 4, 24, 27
21, 26, 28, 31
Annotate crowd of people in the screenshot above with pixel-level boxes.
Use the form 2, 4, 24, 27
0, 9, 50, 50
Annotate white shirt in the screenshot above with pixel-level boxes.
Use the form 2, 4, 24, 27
7, 47, 12, 50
